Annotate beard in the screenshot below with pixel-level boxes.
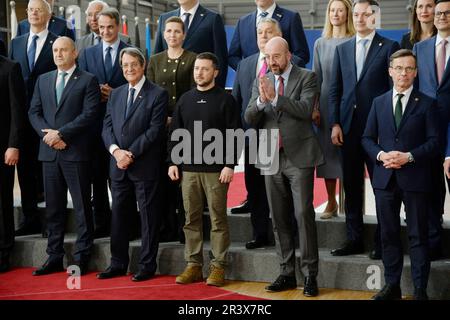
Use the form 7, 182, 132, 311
195, 77, 215, 88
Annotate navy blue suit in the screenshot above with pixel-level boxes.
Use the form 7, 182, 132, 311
413, 36, 449, 256
17, 16, 75, 41
9, 31, 58, 232
329, 33, 400, 248
362, 89, 439, 289
78, 40, 130, 233
28, 67, 101, 264
228, 5, 309, 70
231, 53, 270, 244
102, 79, 168, 273
0, 39, 6, 56
153, 4, 228, 88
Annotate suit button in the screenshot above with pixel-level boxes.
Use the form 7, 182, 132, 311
395, 138, 399, 142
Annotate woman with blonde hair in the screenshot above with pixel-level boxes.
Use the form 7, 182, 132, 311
401, 0, 437, 49
313, 0, 355, 219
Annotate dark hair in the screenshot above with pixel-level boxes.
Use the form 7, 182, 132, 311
196, 52, 219, 70
389, 49, 417, 66
352, 0, 380, 9
165, 16, 185, 33
98, 8, 120, 26
409, 0, 437, 44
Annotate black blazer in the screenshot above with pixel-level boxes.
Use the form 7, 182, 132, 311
102, 79, 168, 181
0, 56, 27, 151
17, 16, 75, 41
28, 68, 102, 162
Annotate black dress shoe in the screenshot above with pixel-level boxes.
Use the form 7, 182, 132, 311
132, 270, 155, 282
371, 284, 402, 300
303, 276, 319, 297
33, 259, 64, 276
0, 252, 10, 273
93, 227, 110, 239
15, 223, 41, 236
330, 240, 364, 256
265, 275, 297, 292
97, 266, 127, 279
413, 287, 428, 300
245, 239, 269, 250
230, 200, 250, 214
429, 248, 443, 261
72, 261, 90, 275
369, 249, 382, 260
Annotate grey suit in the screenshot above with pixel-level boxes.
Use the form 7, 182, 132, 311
245, 64, 323, 278
75, 33, 132, 53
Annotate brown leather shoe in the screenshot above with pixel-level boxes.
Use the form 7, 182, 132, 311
206, 265, 225, 287
175, 265, 203, 284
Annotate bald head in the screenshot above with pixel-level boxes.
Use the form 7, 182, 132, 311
52, 37, 78, 70
264, 37, 291, 75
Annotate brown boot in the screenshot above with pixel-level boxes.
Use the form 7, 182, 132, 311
175, 265, 203, 284
206, 265, 225, 287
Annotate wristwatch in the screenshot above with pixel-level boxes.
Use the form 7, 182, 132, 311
407, 152, 414, 163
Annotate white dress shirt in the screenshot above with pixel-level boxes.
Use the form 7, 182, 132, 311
102, 37, 121, 65
55, 64, 76, 90
355, 31, 376, 62
435, 34, 450, 70
180, 1, 200, 29
256, 2, 277, 26
27, 29, 49, 64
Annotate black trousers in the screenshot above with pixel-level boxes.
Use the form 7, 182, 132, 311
428, 156, 444, 253
0, 159, 15, 253
374, 176, 430, 289
110, 176, 161, 273
43, 158, 94, 263
91, 138, 111, 230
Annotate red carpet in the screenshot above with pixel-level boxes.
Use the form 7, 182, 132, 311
227, 172, 336, 208
0, 268, 264, 300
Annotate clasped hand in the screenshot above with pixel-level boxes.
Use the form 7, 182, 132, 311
258, 76, 276, 103
113, 149, 134, 170
379, 151, 409, 169
42, 129, 66, 150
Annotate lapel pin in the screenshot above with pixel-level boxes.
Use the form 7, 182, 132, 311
73, 76, 78, 80
378, 42, 382, 46
415, 98, 419, 101
139, 96, 142, 99
276, 14, 282, 18
200, 13, 204, 17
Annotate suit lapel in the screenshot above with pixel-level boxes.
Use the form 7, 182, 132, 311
34, 33, 56, 72
124, 81, 150, 123
439, 55, 450, 88
346, 37, 357, 82
382, 90, 396, 134
425, 37, 439, 87
358, 33, 383, 82
110, 41, 126, 83
249, 11, 257, 48
96, 43, 107, 83
272, 5, 284, 22
397, 89, 420, 132
57, 68, 81, 111
49, 70, 58, 114
17, 35, 31, 74
185, 6, 207, 42
284, 66, 299, 98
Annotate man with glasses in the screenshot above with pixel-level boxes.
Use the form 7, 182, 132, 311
329, 0, 400, 259
415, 0, 450, 261
362, 49, 439, 300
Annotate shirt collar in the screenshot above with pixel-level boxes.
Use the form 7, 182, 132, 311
435, 33, 450, 47
180, 1, 200, 18
257, 2, 276, 17
102, 37, 121, 51
128, 75, 146, 95
356, 30, 376, 43
259, 52, 266, 61
58, 64, 77, 79
393, 85, 413, 101
29, 28, 49, 40
275, 62, 293, 82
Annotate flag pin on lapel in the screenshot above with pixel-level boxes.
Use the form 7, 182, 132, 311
276, 14, 282, 18
415, 98, 419, 101
73, 76, 78, 80
200, 13, 204, 17
378, 42, 382, 46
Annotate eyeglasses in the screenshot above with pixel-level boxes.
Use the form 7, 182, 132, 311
122, 62, 141, 70
435, 10, 450, 18
26, 8, 45, 14
390, 66, 416, 74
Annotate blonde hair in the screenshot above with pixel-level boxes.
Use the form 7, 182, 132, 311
322, 0, 356, 39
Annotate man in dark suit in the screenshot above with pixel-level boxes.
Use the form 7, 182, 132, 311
78, 8, 130, 238
97, 47, 167, 282
0, 56, 27, 273
413, 0, 450, 261
228, 0, 309, 70
10, 0, 58, 236
231, 17, 283, 249
75, 0, 131, 53
245, 37, 323, 297
153, 0, 228, 88
362, 49, 439, 300
29, 37, 101, 276
17, 0, 75, 41
329, 0, 400, 258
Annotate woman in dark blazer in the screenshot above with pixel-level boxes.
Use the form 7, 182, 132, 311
401, 0, 437, 49
147, 16, 196, 125
146, 16, 196, 243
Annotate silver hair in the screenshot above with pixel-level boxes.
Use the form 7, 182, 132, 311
85, 0, 109, 15
120, 47, 146, 67
29, 0, 52, 15
257, 17, 282, 35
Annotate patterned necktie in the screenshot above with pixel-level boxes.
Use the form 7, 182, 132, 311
56, 71, 68, 105
105, 46, 113, 81
94, 34, 101, 45
394, 93, 404, 129
257, 11, 268, 26
277, 76, 284, 149
356, 39, 369, 80
27, 35, 39, 72
125, 87, 136, 119
437, 39, 448, 84
183, 13, 191, 32
258, 58, 268, 77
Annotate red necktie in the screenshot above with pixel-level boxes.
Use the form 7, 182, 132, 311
437, 39, 448, 84
259, 58, 268, 78
278, 76, 284, 149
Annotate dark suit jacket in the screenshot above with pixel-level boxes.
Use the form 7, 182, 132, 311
400, 32, 414, 50
102, 79, 168, 181
75, 32, 131, 53
245, 65, 323, 169
28, 67, 101, 162
17, 16, 75, 41
228, 5, 309, 70
362, 89, 439, 192
0, 56, 26, 151
413, 36, 450, 153
329, 33, 400, 135
9, 32, 58, 107
153, 4, 228, 87
0, 39, 6, 56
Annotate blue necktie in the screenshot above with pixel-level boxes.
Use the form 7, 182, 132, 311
356, 39, 369, 80
56, 71, 68, 105
125, 87, 136, 119
27, 35, 39, 72
183, 13, 191, 32
104, 46, 113, 81
260, 11, 269, 18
